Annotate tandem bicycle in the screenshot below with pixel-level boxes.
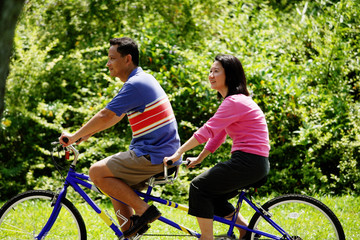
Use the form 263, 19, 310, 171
0, 141, 345, 239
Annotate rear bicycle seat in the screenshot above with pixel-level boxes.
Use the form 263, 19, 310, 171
243, 176, 268, 190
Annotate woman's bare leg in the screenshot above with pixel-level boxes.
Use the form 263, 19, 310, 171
224, 212, 248, 239
197, 217, 214, 240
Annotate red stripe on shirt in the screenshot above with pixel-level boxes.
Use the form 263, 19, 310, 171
128, 98, 175, 136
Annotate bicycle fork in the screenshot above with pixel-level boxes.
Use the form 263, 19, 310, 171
36, 186, 69, 239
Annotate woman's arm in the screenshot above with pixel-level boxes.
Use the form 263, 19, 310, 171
186, 148, 211, 168
163, 136, 200, 165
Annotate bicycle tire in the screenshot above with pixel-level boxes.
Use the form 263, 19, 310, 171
0, 190, 87, 240
247, 194, 345, 240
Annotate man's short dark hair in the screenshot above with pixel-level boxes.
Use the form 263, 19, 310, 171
110, 37, 139, 66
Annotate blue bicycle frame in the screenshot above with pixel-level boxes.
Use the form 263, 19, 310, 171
37, 145, 292, 240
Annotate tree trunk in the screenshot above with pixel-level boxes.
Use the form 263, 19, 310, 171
0, 0, 25, 119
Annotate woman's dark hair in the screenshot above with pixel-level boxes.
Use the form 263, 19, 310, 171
214, 54, 249, 98
109, 37, 139, 66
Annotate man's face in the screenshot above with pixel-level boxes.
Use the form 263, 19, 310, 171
106, 45, 127, 79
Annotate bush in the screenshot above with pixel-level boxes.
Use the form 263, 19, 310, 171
1, 0, 359, 201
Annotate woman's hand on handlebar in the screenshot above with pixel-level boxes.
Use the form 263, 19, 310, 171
163, 151, 182, 166
185, 156, 202, 169
163, 153, 202, 169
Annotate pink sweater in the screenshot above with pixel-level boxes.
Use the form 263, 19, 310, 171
193, 94, 270, 157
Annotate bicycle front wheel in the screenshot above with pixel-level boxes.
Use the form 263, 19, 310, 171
247, 194, 345, 240
0, 190, 86, 240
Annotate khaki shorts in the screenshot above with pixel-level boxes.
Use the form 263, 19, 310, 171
104, 150, 165, 190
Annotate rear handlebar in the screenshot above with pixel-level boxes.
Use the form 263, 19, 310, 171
166, 159, 190, 166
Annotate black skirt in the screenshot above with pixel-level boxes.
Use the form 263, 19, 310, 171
188, 150, 270, 219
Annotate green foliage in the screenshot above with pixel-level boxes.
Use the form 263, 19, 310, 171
1, 0, 359, 200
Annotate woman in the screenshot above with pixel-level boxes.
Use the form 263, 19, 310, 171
164, 54, 270, 240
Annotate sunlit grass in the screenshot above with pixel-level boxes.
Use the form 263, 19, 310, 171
319, 195, 360, 240
1, 195, 358, 239
69, 195, 359, 239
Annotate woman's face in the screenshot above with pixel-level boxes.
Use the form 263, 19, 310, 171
209, 61, 228, 97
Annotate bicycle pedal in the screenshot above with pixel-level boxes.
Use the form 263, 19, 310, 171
125, 223, 150, 239
137, 224, 150, 235
215, 233, 237, 240
130, 234, 142, 240
130, 226, 149, 240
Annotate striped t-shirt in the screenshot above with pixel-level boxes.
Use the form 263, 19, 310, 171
106, 67, 181, 165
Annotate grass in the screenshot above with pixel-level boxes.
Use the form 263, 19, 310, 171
73, 194, 359, 239
319, 195, 360, 239
1, 194, 359, 239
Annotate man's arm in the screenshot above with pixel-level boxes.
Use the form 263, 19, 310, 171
87, 109, 125, 134
60, 108, 125, 146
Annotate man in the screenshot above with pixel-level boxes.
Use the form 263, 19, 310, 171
59, 37, 181, 238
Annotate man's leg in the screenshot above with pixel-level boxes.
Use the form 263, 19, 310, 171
89, 160, 150, 216
111, 199, 133, 231
89, 158, 161, 237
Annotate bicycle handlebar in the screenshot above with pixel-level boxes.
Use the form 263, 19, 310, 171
166, 160, 174, 165
160, 160, 189, 185
55, 140, 187, 182
53, 139, 79, 166
166, 159, 190, 166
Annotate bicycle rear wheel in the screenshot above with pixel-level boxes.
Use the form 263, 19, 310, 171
0, 190, 86, 240
247, 194, 345, 240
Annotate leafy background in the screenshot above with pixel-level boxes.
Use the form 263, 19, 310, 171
1, 0, 359, 201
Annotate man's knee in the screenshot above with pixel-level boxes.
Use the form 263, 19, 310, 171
89, 161, 113, 185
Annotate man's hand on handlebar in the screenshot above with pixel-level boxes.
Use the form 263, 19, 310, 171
59, 132, 87, 147
59, 132, 77, 147
59, 132, 72, 147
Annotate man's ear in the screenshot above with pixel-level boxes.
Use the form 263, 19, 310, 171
125, 54, 132, 64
